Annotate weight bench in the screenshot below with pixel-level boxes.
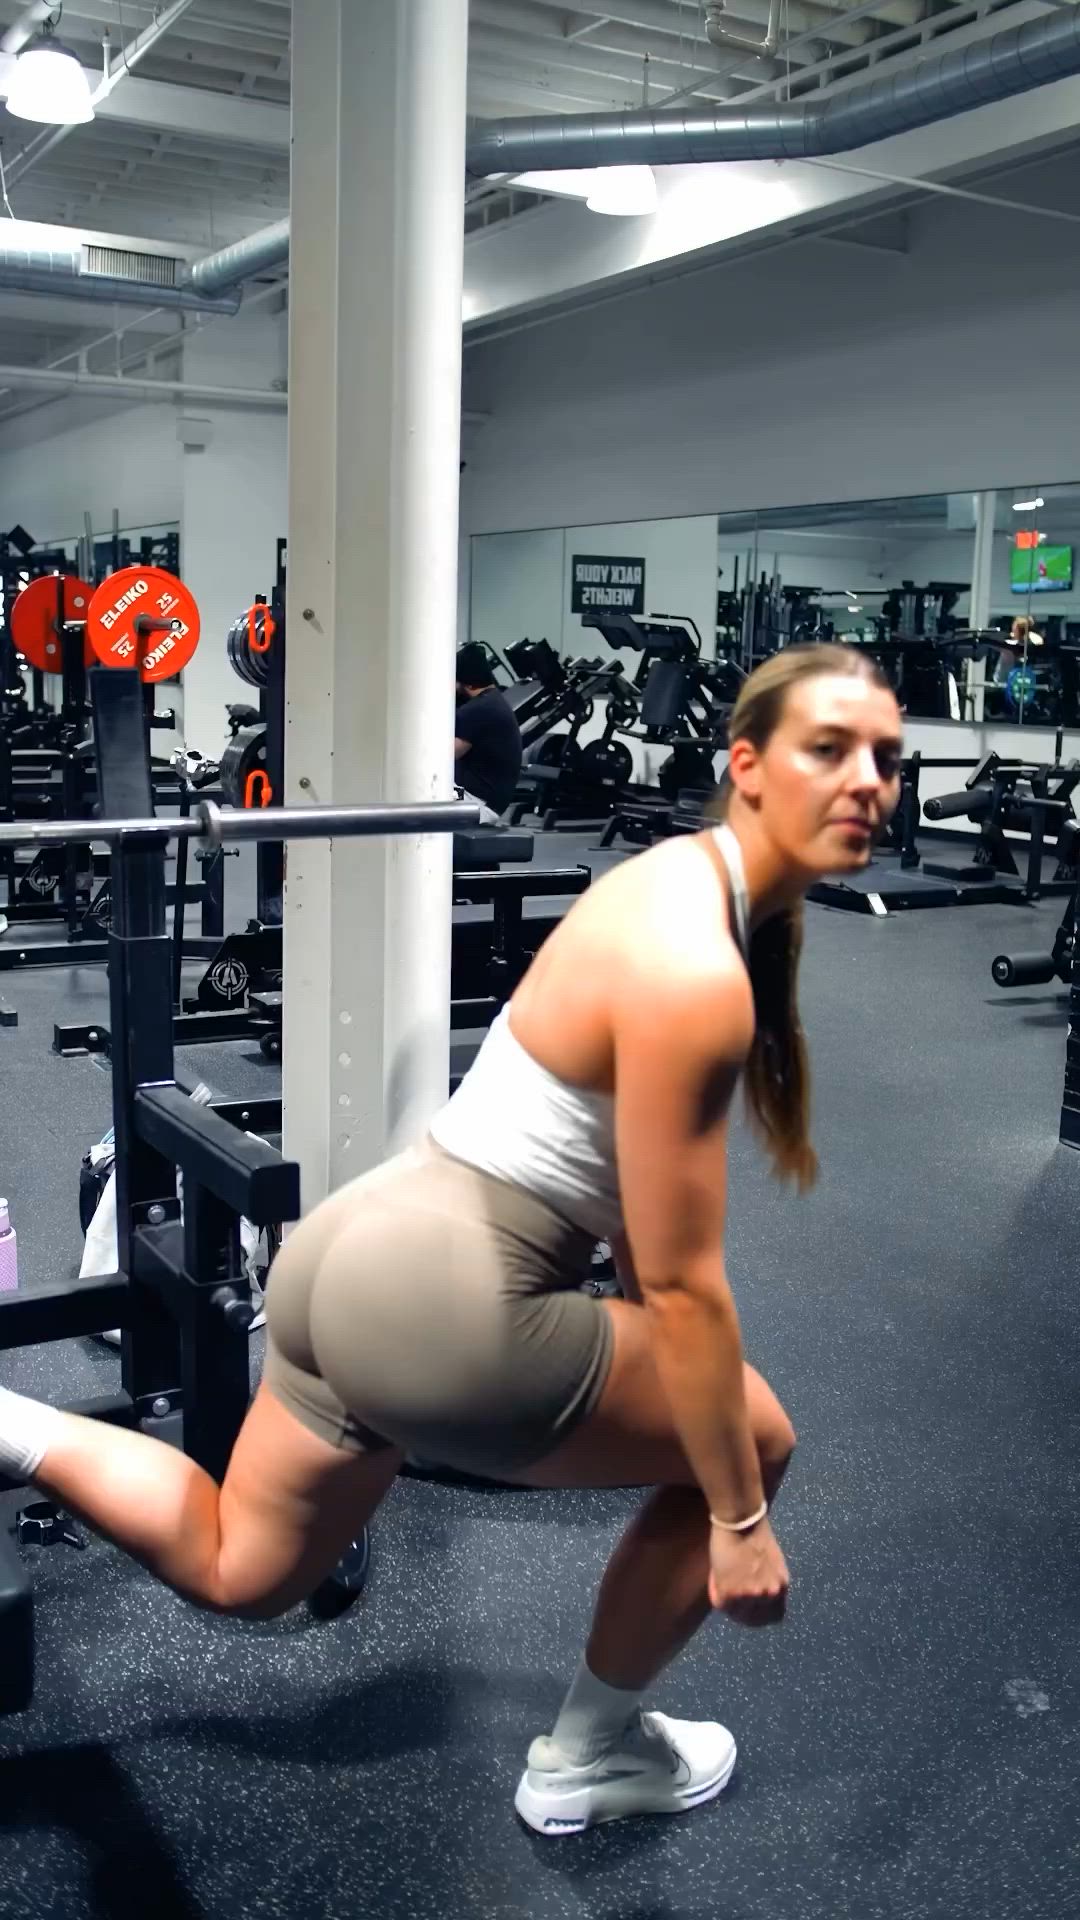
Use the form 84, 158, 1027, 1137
452, 827, 533, 868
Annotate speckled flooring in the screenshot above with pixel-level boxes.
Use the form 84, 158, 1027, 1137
1, 838, 1079, 1920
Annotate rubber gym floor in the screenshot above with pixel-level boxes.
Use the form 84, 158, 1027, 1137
1, 832, 1078, 1920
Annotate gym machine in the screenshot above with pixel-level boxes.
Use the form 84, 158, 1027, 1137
988, 819, 1080, 1151
581, 612, 739, 849
585, 610, 737, 798
506, 638, 640, 830
0, 664, 477, 1715
740, 572, 836, 668
920, 744, 1079, 903
989, 826, 1080, 992
806, 748, 1080, 916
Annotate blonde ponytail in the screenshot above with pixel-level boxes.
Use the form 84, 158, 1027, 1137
743, 905, 818, 1190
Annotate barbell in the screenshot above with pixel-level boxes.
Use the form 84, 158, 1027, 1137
0, 799, 480, 854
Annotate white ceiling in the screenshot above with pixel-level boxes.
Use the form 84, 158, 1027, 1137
0, 0, 1062, 244
0, 0, 1072, 416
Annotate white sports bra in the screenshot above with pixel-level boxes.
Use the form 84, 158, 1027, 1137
429, 825, 751, 1240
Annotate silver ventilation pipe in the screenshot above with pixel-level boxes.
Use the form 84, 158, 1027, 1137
464, 6, 1080, 175
0, 230, 241, 313
186, 217, 290, 298
705, 0, 782, 59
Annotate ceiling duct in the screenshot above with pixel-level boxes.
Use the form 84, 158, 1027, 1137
463, 6, 1080, 175
186, 217, 291, 300
0, 227, 241, 313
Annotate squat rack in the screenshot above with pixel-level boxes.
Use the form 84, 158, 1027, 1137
0, 665, 476, 1714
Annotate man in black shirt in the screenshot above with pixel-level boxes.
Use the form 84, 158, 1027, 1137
454, 643, 523, 820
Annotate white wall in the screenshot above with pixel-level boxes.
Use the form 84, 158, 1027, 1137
179, 307, 288, 754
469, 526, 564, 660
469, 514, 720, 666
562, 515, 718, 662
0, 394, 180, 543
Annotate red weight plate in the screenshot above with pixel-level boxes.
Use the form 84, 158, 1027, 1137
87, 566, 201, 682
10, 574, 94, 672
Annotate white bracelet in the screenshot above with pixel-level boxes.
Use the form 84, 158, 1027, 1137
710, 1498, 768, 1534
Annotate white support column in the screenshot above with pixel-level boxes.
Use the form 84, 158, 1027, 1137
966, 489, 997, 724
283, 0, 468, 1204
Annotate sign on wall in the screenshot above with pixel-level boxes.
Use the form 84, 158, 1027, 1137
571, 553, 646, 615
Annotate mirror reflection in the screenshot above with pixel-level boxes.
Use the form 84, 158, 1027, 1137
470, 488, 1080, 735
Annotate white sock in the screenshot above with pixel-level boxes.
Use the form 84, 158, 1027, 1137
549, 1655, 644, 1767
0, 1384, 63, 1482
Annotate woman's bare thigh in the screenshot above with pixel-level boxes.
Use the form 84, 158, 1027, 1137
508, 1298, 796, 1491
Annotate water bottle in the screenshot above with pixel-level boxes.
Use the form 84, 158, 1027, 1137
0, 1199, 16, 1293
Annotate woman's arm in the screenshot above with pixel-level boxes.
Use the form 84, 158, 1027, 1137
613, 961, 765, 1523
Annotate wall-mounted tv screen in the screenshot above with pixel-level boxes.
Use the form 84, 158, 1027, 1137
1010, 543, 1073, 593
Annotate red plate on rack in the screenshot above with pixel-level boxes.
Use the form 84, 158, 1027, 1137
87, 566, 201, 682
10, 574, 94, 672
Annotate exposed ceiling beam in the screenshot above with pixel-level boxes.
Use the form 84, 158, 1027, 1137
468, 65, 638, 112
469, 23, 817, 100
4, 0, 202, 186
571, 0, 925, 28
55, 0, 290, 50
78, 77, 288, 151
579, 2, 865, 55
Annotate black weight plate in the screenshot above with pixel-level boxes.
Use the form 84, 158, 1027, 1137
219, 725, 270, 808
579, 740, 633, 788
226, 608, 272, 688
226, 617, 256, 687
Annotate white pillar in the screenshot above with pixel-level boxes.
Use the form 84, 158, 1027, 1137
283, 0, 468, 1204
970, 490, 997, 631
966, 489, 997, 724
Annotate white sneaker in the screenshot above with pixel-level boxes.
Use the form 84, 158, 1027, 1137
514, 1710, 737, 1837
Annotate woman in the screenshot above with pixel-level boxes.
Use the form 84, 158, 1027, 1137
994, 613, 1044, 687
0, 644, 902, 1837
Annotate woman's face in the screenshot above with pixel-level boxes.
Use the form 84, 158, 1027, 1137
733, 672, 904, 875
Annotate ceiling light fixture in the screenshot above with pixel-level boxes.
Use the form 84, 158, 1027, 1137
1012, 497, 1044, 512
510, 166, 659, 217
6, 28, 95, 127
585, 166, 658, 217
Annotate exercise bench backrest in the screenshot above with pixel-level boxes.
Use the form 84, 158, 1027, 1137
641, 659, 688, 731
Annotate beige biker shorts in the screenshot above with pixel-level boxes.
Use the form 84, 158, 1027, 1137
263, 1135, 616, 1477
